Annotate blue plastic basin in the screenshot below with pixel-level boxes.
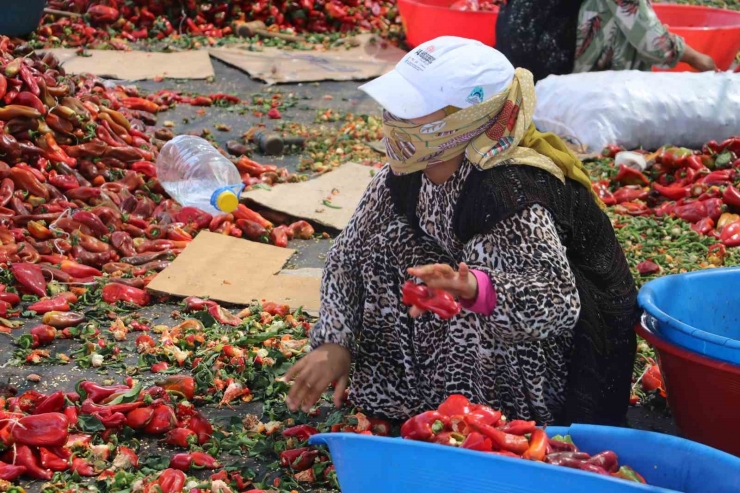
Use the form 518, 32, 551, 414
0, 0, 46, 37
311, 425, 740, 493
637, 267, 740, 365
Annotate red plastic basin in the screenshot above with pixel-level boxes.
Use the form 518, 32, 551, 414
397, 0, 499, 48
653, 3, 740, 72
636, 319, 740, 456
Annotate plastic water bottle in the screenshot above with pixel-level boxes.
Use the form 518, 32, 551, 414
156, 135, 244, 215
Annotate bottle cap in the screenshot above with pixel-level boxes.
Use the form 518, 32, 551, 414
211, 185, 244, 213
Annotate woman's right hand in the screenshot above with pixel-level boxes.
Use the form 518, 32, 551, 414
285, 343, 351, 413
681, 46, 718, 72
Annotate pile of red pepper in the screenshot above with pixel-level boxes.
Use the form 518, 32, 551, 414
401, 395, 647, 484
0, 377, 214, 483
594, 138, 740, 250
0, 37, 317, 332
36, 0, 402, 49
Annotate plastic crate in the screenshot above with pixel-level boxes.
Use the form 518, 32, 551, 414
310, 424, 740, 493
397, 0, 499, 48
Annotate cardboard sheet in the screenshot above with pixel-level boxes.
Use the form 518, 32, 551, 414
43, 49, 215, 80
209, 34, 405, 84
147, 232, 321, 312
242, 162, 375, 230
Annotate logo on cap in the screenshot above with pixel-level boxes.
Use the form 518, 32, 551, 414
425, 45, 436, 53
466, 86, 484, 105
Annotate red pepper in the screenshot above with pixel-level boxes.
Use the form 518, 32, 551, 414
587, 450, 619, 473
12, 91, 45, 114
94, 411, 127, 429
10, 167, 48, 200
0, 292, 19, 306
10, 262, 47, 297
601, 144, 622, 158
207, 303, 241, 326
269, 225, 290, 248
19, 64, 39, 96
33, 391, 66, 414
125, 406, 154, 430
0, 460, 27, 480
591, 180, 616, 206
12, 413, 69, 447
163, 428, 198, 448
144, 403, 177, 435
698, 169, 735, 185
71, 456, 96, 476
720, 221, 740, 247
170, 451, 220, 471
468, 405, 501, 426
14, 445, 52, 480
612, 465, 647, 483
673, 200, 708, 223
401, 281, 461, 319
151, 362, 169, 373
120, 97, 160, 114
72, 211, 109, 238
64, 406, 78, 426
522, 429, 548, 461
400, 411, 450, 442
467, 418, 529, 455
233, 204, 273, 229
176, 207, 213, 229
48, 171, 80, 191
438, 394, 472, 417
614, 165, 649, 186
289, 220, 315, 240
113, 446, 139, 470
29, 296, 70, 314
691, 217, 715, 235
636, 260, 661, 276
237, 219, 268, 241
461, 431, 493, 452
42, 133, 77, 166
102, 283, 151, 306
186, 410, 212, 444
613, 186, 648, 204
156, 375, 195, 401
77, 381, 129, 404
653, 182, 690, 201
283, 424, 319, 441
157, 468, 186, 493
723, 185, 740, 209
499, 420, 537, 436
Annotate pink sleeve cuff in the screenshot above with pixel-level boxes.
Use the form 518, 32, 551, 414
460, 269, 497, 316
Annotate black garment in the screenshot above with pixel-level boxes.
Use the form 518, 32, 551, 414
388, 164, 639, 426
495, 0, 585, 82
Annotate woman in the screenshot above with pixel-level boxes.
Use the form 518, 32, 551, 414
497, 0, 716, 82
286, 37, 639, 426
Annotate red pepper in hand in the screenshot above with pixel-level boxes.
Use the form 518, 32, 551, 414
401, 281, 461, 319
12, 413, 69, 447
102, 283, 151, 306
283, 424, 319, 441
10, 262, 47, 297
400, 411, 450, 442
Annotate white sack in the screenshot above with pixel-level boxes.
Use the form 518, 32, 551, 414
533, 71, 740, 152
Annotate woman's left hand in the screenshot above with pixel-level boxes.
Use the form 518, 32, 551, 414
407, 262, 478, 315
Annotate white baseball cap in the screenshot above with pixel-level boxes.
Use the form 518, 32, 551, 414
359, 36, 515, 119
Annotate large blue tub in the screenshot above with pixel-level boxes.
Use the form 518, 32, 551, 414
0, 0, 46, 37
311, 424, 740, 493
638, 267, 740, 365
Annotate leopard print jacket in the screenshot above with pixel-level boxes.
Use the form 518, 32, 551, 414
310, 160, 580, 423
